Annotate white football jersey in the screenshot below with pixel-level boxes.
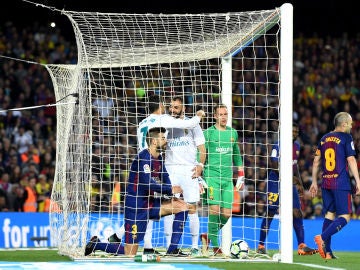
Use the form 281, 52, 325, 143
137, 114, 201, 150
165, 119, 205, 167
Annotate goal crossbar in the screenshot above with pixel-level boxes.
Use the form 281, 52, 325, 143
62, 9, 281, 68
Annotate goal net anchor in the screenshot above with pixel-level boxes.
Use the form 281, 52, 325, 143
0, 93, 78, 114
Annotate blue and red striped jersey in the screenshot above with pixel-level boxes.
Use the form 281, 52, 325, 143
125, 149, 173, 210
315, 131, 355, 190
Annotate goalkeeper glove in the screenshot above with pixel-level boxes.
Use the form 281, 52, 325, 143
236, 169, 245, 191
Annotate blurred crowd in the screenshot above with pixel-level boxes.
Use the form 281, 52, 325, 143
293, 32, 360, 219
0, 21, 75, 212
0, 20, 360, 219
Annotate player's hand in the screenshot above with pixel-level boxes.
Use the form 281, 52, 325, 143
192, 163, 203, 178
199, 183, 205, 195
172, 185, 183, 195
196, 110, 206, 119
309, 183, 318, 198
356, 183, 360, 196
196, 177, 208, 194
235, 176, 245, 191
236, 169, 245, 191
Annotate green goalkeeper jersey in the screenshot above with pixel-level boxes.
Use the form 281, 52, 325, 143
203, 125, 243, 179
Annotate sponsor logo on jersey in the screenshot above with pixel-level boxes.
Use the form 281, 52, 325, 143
323, 173, 339, 178
216, 146, 230, 153
168, 138, 190, 147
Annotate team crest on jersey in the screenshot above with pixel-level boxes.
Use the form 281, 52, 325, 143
143, 164, 151, 173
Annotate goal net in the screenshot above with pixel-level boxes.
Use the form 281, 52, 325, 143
45, 3, 293, 262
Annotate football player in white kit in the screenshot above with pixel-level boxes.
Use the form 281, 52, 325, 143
163, 96, 206, 256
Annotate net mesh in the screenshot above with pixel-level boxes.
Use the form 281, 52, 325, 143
46, 7, 282, 258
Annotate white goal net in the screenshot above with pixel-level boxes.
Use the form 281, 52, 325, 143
44, 3, 293, 262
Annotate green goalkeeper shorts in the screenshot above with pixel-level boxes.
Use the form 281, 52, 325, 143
204, 176, 233, 209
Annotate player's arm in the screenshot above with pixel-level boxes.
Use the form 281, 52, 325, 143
195, 144, 206, 176
232, 132, 242, 166
192, 125, 207, 193
293, 165, 304, 197
293, 142, 305, 193
159, 112, 204, 129
310, 153, 321, 198
347, 155, 360, 195
194, 124, 206, 177
233, 135, 245, 191
194, 143, 207, 194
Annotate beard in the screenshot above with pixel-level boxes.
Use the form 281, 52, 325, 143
156, 144, 166, 154
171, 109, 183, 119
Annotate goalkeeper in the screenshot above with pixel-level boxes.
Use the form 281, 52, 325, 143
200, 104, 245, 256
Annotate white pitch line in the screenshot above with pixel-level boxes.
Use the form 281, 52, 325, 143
294, 262, 345, 270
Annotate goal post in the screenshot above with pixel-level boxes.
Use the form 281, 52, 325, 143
220, 55, 233, 255
220, 4, 293, 262
279, 3, 294, 264
37, 3, 293, 262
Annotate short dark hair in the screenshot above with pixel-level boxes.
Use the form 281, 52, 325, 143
171, 96, 184, 104
213, 103, 227, 114
148, 95, 162, 113
146, 127, 166, 146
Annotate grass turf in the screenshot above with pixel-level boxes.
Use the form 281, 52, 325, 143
0, 249, 359, 269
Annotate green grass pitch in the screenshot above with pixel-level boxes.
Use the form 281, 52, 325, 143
1, 249, 360, 269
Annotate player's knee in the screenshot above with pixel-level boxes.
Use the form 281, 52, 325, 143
325, 212, 336, 220
222, 210, 232, 219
